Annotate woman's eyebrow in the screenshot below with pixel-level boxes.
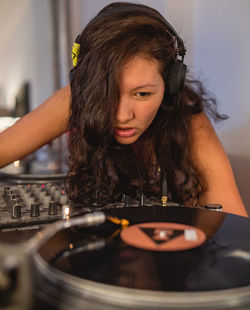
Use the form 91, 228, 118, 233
131, 84, 158, 90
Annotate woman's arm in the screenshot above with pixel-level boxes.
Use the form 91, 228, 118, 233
190, 113, 248, 217
0, 84, 71, 168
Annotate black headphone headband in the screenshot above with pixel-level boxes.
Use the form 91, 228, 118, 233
96, 4, 186, 60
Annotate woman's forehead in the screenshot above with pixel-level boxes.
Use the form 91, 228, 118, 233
119, 55, 163, 90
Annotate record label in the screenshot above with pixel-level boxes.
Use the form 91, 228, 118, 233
121, 222, 206, 251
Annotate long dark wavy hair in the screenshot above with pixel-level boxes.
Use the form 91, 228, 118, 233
67, 2, 226, 207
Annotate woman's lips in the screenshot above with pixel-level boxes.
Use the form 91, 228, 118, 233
115, 127, 136, 138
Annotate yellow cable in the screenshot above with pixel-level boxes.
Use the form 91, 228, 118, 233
108, 216, 129, 228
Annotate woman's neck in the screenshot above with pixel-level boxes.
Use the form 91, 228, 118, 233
131, 132, 156, 166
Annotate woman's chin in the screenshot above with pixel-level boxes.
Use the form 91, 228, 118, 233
114, 135, 139, 145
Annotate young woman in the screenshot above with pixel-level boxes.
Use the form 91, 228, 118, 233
0, 2, 247, 217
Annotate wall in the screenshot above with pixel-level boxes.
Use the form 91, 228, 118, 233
0, 0, 54, 111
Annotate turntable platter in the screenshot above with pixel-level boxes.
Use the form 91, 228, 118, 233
31, 206, 250, 309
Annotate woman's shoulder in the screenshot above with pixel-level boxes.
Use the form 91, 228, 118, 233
189, 112, 219, 150
189, 111, 225, 168
189, 112, 248, 217
190, 112, 212, 132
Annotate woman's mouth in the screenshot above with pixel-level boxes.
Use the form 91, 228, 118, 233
115, 127, 136, 138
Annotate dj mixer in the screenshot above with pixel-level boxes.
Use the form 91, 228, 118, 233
0, 172, 164, 244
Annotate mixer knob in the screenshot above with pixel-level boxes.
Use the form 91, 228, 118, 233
139, 192, 145, 206
25, 188, 32, 194
48, 202, 57, 215
30, 203, 40, 217
8, 195, 19, 209
43, 195, 52, 209
26, 197, 35, 211
49, 186, 57, 195
54, 190, 61, 202
34, 187, 42, 196
59, 194, 68, 206
5, 191, 13, 203
3, 187, 11, 198
17, 186, 25, 195
62, 204, 70, 219
136, 190, 146, 206
31, 184, 38, 190
203, 204, 223, 212
45, 183, 52, 189
9, 197, 21, 210
123, 194, 130, 207
11, 204, 21, 219
9, 193, 19, 202
39, 191, 47, 202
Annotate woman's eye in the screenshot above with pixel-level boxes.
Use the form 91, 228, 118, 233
135, 92, 151, 99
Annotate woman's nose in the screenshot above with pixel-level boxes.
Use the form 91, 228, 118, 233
116, 96, 135, 124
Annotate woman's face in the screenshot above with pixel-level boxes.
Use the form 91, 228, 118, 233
114, 55, 165, 145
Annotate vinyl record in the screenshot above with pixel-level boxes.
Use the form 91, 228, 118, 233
31, 206, 250, 310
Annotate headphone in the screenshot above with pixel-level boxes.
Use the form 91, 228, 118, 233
71, 4, 187, 100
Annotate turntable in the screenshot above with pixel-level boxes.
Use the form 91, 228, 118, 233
1, 204, 250, 310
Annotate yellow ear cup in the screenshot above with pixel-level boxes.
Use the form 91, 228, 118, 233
72, 42, 80, 67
